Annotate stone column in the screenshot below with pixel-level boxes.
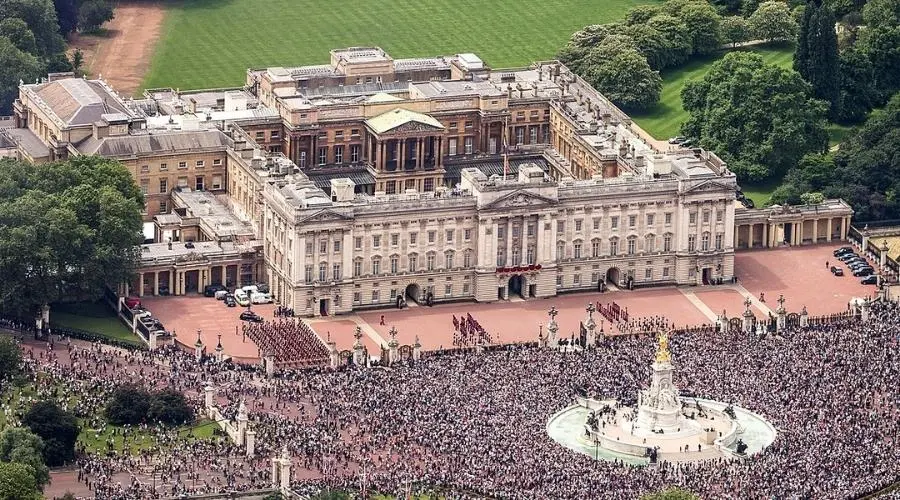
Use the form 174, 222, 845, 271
328, 337, 339, 369
841, 217, 848, 240
716, 310, 727, 332
521, 215, 529, 266
584, 303, 596, 348
245, 430, 256, 458
398, 139, 405, 169
412, 336, 421, 361
437, 137, 443, 167
352, 326, 365, 366
733, 224, 740, 249
546, 306, 559, 346
236, 401, 248, 445
221, 266, 227, 286
264, 353, 275, 377
812, 219, 818, 244
204, 383, 215, 410
775, 294, 786, 332
387, 326, 399, 365
826, 218, 833, 242
506, 218, 513, 264
153, 272, 159, 295
194, 331, 203, 361
860, 297, 870, 323
271, 457, 279, 489
763, 223, 770, 248
742, 297, 754, 334
799, 306, 809, 327
138, 273, 145, 297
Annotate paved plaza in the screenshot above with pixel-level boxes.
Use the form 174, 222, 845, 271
141, 245, 876, 361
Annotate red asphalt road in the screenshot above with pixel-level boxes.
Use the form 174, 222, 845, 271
138, 244, 877, 358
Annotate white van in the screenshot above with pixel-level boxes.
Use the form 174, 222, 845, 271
251, 292, 273, 304
242, 285, 259, 295
234, 289, 250, 306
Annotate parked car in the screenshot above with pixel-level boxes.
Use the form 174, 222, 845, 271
224, 294, 237, 307
833, 246, 854, 257
234, 289, 250, 307
848, 260, 870, 270
158, 285, 170, 296
861, 275, 878, 285
204, 284, 226, 297
251, 292, 273, 304
853, 267, 874, 277
214, 290, 228, 300
239, 311, 263, 323
124, 296, 141, 309
838, 252, 859, 262
668, 136, 685, 144
242, 285, 259, 295
830, 266, 844, 276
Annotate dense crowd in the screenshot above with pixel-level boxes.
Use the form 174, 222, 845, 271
4, 300, 899, 499
243, 318, 328, 367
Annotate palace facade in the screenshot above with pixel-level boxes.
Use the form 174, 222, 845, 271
5, 48, 853, 315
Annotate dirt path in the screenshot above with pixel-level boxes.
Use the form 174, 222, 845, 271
68, 1, 167, 96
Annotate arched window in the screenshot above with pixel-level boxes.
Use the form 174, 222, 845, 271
353, 258, 363, 278
609, 237, 619, 256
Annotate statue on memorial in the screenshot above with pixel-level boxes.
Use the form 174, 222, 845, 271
655, 331, 671, 364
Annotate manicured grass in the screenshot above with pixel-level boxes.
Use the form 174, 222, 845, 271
143, 0, 661, 90
51, 302, 141, 345
630, 43, 796, 140
78, 418, 219, 455
740, 178, 782, 207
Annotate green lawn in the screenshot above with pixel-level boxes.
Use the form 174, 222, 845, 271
78, 418, 219, 455
143, 0, 660, 90
51, 302, 141, 345
630, 43, 796, 140
740, 178, 782, 207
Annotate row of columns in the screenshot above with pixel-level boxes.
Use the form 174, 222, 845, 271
375, 136, 443, 171
734, 216, 850, 249
137, 265, 240, 296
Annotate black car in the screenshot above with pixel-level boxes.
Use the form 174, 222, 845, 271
224, 294, 237, 307
861, 275, 878, 285
830, 266, 844, 276
848, 260, 870, 270
838, 253, 859, 262
852, 267, 874, 277
240, 311, 263, 322
204, 284, 226, 297
833, 246, 854, 257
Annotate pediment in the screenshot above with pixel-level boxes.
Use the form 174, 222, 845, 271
385, 121, 444, 134
297, 209, 353, 225
483, 190, 557, 210
683, 180, 733, 194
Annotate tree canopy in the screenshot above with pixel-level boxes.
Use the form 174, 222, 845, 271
0, 156, 143, 318
795, 1, 841, 119
580, 40, 663, 110
0, 35, 43, 115
0, 462, 40, 500
749, 1, 800, 42
21, 400, 79, 466
682, 51, 829, 182
0, 337, 22, 386
0, 427, 49, 489
106, 384, 194, 426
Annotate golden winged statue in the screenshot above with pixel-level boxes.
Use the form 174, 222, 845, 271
655, 331, 671, 363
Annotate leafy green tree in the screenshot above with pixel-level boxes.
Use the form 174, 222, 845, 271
147, 389, 193, 426
625, 4, 661, 25
0, 428, 49, 488
682, 51, 829, 181
0, 18, 36, 54
741, 0, 763, 15
623, 24, 671, 70
567, 23, 621, 48
0, 36, 43, 114
838, 48, 878, 123
721, 16, 751, 47
0, 337, 21, 386
641, 487, 700, 500
53, 0, 78, 34
795, 1, 840, 118
749, 1, 800, 42
662, 0, 724, 54
800, 191, 826, 204
0, 462, 40, 500
0, 156, 143, 318
104, 384, 151, 425
647, 15, 693, 67
78, 0, 113, 33
69, 47, 83, 75
21, 400, 78, 466
0, 0, 65, 57
557, 44, 589, 74
582, 41, 662, 110
858, 0, 900, 101
711, 0, 744, 14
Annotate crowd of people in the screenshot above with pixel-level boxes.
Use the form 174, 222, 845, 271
242, 318, 329, 368
2, 300, 898, 499
452, 313, 493, 348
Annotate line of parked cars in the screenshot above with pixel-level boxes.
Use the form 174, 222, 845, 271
832, 246, 878, 283
204, 283, 273, 307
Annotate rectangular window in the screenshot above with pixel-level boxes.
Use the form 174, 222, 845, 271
464, 229, 472, 241
445, 284, 452, 296
574, 243, 582, 259
423, 178, 434, 192
178, 161, 187, 169
385, 180, 396, 195
351, 129, 360, 138
629, 215, 636, 227
645, 268, 652, 279
702, 233, 710, 251
213, 158, 222, 166
196, 160, 204, 167
140, 179, 149, 195
334, 131, 344, 141
445, 253, 454, 269
255, 131, 265, 141
575, 220, 582, 232
177, 176, 188, 188
449, 122, 458, 130
446, 229, 454, 242
663, 267, 670, 277
409, 254, 418, 271
427, 254, 435, 270
703, 210, 710, 223
573, 274, 581, 285
373, 235, 381, 248
715, 233, 723, 250
464, 137, 473, 155
689, 212, 697, 224
211, 175, 222, 190
464, 251, 472, 267
530, 127, 538, 144
498, 226, 506, 239
527, 224, 535, 237
160, 163, 168, 171
593, 218, 600, 230
516, 128, 524, 145
610, 240, 618, 256
320, 240, 327, 253
318, 147, 327, 165
372, 290, 380, 303
158, 200, 168, 214
428, 231, 436, 243
592, 240, 600, 257
353, 292, 361, 304
391, 234, 399, 246
353, 261, 362, 277
306, 241, 313, 254
354, 237, 362, 250
332, 264, 342, 281
688, 235, 696, 252
195, 176, 204, 191
716, 210, 723, 222
390, 256, 399, 274
305, 265, 313, 284
159, 179, 168, 193
140, 164, 149, 173
526, 246, 535, 264
318, 263, 327, 282
334, 145, 344, 164
627, 238, 636, 255
647, 214, 655, 226
372, 259, 381, 275
664, 235, 672, 252
611, 216, 619, 229
463, 283, 470, 294
665, 212, 672, 224
448, 138, 457, 156
334, 239, 341, 252
410, 232, 418, 245
557, 221, 565, 234
557, 242, 565, 258
350, 145, 360, 163
465, 120, 473, 129
556, 275, 563, 287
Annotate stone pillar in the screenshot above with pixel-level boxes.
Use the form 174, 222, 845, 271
221, 266, 227, 287
799, 306, 809, 327
716, 310, 727, 332
153, 272, 159, 296
204, 383, 215, 410
328, 338, 340, 369
194, 332, 204, 361
270, 457, 279, 488
861, 298, 870, 323
546, 306, 559, 346
398, 139, 405, 169
279, 447, 291, 492
763, 223, 769, 248
775, 294, 786, 332
826, 218, 833, 242
352, 326, 365, 366
812, 219, 818, 244
138, 273, 145, 297
584, 303, 596, 348
264, 354, 275, 377
742, 297, 754, 334
841, 217, 848, 241
733, 224, 740, 249
236, 401, 248, 445
148, 332, 158, 350
245, 430, 255, 458
388, 326, 399, 365
413, 336, 422, 361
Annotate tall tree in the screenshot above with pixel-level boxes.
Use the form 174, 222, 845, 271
0, 428, 49, 489
0, 156, 142, 323
0, 462, 40, 500
0, 337, 21, 388
0, 36, 43, 115
682, 52, 828, 181
749, 1, 800, 42
0, 0, 65, 57
858, 0, 900, 102
647, 15, 694, 67
53, 0, 78, 35
662, 0, 724, 55
837, 47, 877, 123
78, 0, 113, 33
21, 400, 78, 466
582, 40, 663, 110
796, 1, 841, 118
721, 16, 751, 47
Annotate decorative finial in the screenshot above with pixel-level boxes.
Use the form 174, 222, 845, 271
655, 331, 671, 364
195, 330, 203, 347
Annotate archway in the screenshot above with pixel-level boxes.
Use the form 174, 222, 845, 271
405, 283, 421, 304
606, 267, 620, 286
508, 275, 525, 299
